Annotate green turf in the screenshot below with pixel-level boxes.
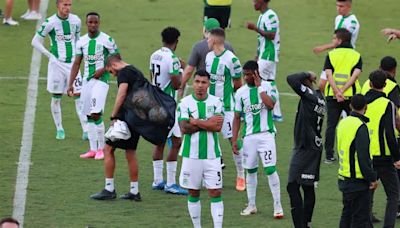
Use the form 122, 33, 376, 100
0, 0, 399, 227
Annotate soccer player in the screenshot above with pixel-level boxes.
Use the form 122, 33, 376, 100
232, 60, 283, 218
336, 94, 377, 228
68, 12, 119, 160
149, 26, 187, 195
286, 72, 325, 228
91, 55, 142, 201
178, 69, 224, 228
205, 28, 245, 191
246, 0, 283, 122
203, 0, 232, 29
31, 0, 82, 139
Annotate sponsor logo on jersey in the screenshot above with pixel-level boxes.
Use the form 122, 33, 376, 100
210, 74, 225, 83
244, 103, 266, 115
85, 53, 104, 64
301, 174, 315, 180
56, 34, 75, 42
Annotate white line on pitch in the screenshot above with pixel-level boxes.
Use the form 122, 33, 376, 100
12, 0, 49, 227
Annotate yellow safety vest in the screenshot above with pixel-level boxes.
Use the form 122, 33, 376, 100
324, 48, 361, 97
337, 116, 365, 179
361, 79, 397, 96
205, 0, 232, 6
364, 97, 391, 157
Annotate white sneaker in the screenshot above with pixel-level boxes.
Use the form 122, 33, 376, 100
3, 18, 19, 26
273, 202, 284, 219
24, 11, 41, 20
240, 204, 257, 216
20, 9, 30, 18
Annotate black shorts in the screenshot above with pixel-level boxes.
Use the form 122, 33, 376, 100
204, 6, 231, 29
288, 148, 322, 186
106, 129, 140, 150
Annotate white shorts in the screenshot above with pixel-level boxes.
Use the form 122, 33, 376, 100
258, 59, 277, 81
179, 157, 223, 190
168, 112, 182, 138
81, 79, 109, 116
242, 131, 277, 169
73, 74, 83, 94
222, 111, 234, 139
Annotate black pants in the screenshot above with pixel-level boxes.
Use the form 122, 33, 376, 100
287, 182, 315, 228
373, 165, 400, 228
204, 6, 231, 29
340, 189, 371, 228
324, 98, 351, 159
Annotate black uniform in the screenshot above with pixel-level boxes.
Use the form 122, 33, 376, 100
287, 72, 326, 185
286, 72, 326, 228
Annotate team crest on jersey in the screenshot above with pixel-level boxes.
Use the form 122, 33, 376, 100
207, 106, 214, 116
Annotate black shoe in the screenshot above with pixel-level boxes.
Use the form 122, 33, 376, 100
324, 157, 336, 164
120, 192, 141, 201
221, 157, 226, 169
397, 210, 400, 219
90, 189, 116, 200
371, 213, 381, 223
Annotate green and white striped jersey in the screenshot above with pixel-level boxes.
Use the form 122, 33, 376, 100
335, 14, 360, 48
178, 94, 223, 159
37, 13, 81, 63
234, 81, 276, 137
257, 9, 280, 62
76, 32, 119, 83
205, 49, 242, 111
149, 47, 181, 100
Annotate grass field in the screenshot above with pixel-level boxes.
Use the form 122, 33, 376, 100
0, 0, 399, 227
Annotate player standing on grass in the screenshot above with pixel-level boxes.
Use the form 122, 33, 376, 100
178, 70, 224, 228
68, 12, 120, 160
286, 72, 325, 228
232, 60, 283, 219
205, 28, 246, 191
246, 0, 283, 122
149, 26, 187, 195
31, 0, 83, 140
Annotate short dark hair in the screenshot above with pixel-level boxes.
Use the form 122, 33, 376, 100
86, 12, 100, 19
209, 28, 225, 39
105, 54, 122, 67
243, 60, 258, 71
380, 56, 397, 72
369, 69, 387, 90
194, 69, 210, 80
334, 28, 352, 44
351, 94, 366, 111
0, 217, 19, 227
337, 0, 352, 2
161, 27, 180, 45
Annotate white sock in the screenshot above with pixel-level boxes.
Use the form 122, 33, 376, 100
166, 161, 177, 186
211, 199, 224, 228
153, 160, 164, 184
233, 153, 245, 178
267, 171, 281, 205
188, 199, 201, 228
246, 172, 258, 206
87, 122, 97, 151
105, 178, 114, 192
130, 182, 139, 194
51, 97, 63, 131
74, 97, 87, 132
95, 120, 105, 150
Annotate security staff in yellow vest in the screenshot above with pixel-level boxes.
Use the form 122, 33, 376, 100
323, 28, 362, 164
361, 56, 400, 107
204, 0, 232, 29
365, 70, 400, 228
337, 94, 378, 228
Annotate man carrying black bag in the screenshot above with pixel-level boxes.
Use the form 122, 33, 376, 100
91, 55, 176, 201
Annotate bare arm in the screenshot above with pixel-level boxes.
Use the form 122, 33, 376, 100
382, 28, 400, 41
233, 77, 242, 91
67, 55, 83, 96
247, 22, 276, 40
313, 43, 336, 55
170, 74, 182, 90
179, 120, 200, 134
231, 112, 241, 154
190, 115, 223, 132
340, 68, 362, 94
319, 78, 327, 92
110, 83, 128, 118
179, 65, 195, 97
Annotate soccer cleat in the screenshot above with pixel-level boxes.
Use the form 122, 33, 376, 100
82, 131, 88, 140
120, 192, 142, 201
324, 157, 336, 164
221, 157, 226, 169
80, 150, 96, 159
273, 115, 283, 122
94, 149, 104, 160
3, 18, 19, 26
24, 11, 41, 20
90, 189, 116, 200
273, 202, 284, 219
164, 184, 188, 195
236, 177, 245, 191
56, 129, 65, 140
372, 213, 381, 223
240, 205, 257, 216
152, 181, 166, 190
20, 10, 30, 18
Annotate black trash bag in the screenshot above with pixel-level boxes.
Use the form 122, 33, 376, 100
123, 79, 176, 146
